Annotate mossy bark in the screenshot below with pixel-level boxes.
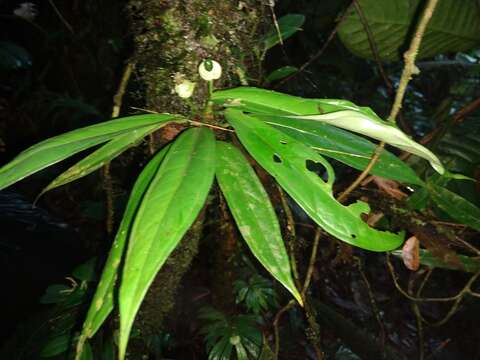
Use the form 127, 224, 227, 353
125, 0, 265, 349
128, 0, 263, 117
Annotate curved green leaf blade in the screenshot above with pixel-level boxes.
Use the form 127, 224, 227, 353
75, 144, 171, 359
40, 334, 71, 358
119, 127, 216, 359
213, 87, 321, 115
0, 113, 180, 191
338, 0, 480, 61
213, 87, 434, 177
265, 66, 298, 84
79, 342, 93, 360
429, 184, 480, 232
259, 115, 423, 185
213, 87, 371, 116
41, 124, 163, 195
226, 109, 403, 252
263, 14, 305, 50
216, 141, 302, 305
280, 110, 444, 175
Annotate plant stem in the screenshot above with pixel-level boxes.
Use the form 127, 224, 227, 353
338, 0, 439, 201
102, 62, 135, 235
388, 0, 439, 122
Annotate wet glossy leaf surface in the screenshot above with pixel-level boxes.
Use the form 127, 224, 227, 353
429, 184, 480, 231
76, 144, 171, 357
283, 111, 444, 175
119, 128, 216, 358
41, 124, 162, 195
226, 109, 404, 252
216, 141, 302, 304
213, 87, 442, 174
259, 115, 423, 185
213, 86, 321, 115
0, 113, 180, 191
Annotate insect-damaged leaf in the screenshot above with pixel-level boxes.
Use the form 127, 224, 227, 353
282, 110, 444, 175
226, 109, 403, 252
0, 113, 181, 191
75, 144, 171, 359
118, 128, 216, 359
258, 115, 423, 185
213, 87, 443, 175
216, 141, 302, 305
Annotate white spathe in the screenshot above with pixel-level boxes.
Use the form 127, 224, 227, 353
198, 59, 222, 81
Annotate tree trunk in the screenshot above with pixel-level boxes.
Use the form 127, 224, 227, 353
124, 0, 266, 350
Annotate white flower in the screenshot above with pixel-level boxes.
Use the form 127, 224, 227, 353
198, 59, 222, 81
174, 79, 196, 99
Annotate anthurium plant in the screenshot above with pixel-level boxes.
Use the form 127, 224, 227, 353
0, 59, 443, 359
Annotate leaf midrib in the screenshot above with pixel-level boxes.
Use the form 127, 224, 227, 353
126, 129, 205, 309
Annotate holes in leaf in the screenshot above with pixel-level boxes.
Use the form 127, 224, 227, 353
306, 159, 328, 182
351, 234, 357, 239
273, 154, 282, 163
280, 140, 288, 145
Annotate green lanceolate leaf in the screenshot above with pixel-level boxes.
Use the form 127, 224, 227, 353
263, 14, 305, 51
226, 109, 403, 252
213, 87, 427, 181
213, 87, 379, 116
216, 141, 302, 305
75, 144, 171, 359
338, 0, 480, 62
212, 87, 321, 115
283, 110, 444, 174
119, 127, 216, 359
392, 249, 480, 273
259, 115, 423, 185
40, 334, 72, 358
429, 184, 480, 232
0, 113, 180, 191
264, 66, 298, 84
41, 124, 163, 196
213, 87, 443, 174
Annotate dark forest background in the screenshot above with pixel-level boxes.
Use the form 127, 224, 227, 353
0, 1, 479, 359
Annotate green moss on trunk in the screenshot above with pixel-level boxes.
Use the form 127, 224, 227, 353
128, 0, 263, 116
125, 0, 265, 348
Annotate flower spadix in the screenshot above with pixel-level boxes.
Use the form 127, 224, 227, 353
198, 59, 222, 81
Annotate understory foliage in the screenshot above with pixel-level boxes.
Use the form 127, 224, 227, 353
1, 0, 480, 359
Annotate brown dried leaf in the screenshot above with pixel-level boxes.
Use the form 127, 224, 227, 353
402, 235, 420, 271
161, 123, 186, 142
372, 176, 408, 200
367, 211, 384, 227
